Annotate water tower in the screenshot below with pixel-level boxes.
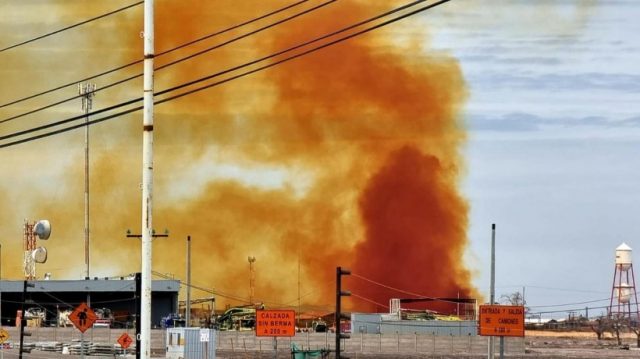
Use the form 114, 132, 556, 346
609, 243, 640, 322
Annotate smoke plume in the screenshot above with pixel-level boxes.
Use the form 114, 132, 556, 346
0, 0, 476, 312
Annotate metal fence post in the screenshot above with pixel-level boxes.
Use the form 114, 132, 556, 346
432, 332, 436, 356
450, 333, 454, 354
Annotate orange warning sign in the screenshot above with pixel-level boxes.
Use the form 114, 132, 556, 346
255, 310, 296, 337
69, 302, 97, 333
478, 305, 525, 337
117, 333, 133, 349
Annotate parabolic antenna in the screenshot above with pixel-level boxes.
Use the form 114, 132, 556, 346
34, 220, 51, 240
33, 247, 48, 263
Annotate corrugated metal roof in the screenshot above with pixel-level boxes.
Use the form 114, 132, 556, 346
0, 279, 180, 293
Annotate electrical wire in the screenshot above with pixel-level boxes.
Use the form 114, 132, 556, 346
0, 1, 143, 53
152, 270, 251, 303
527, 304, 611, 316
523, 285, 609, 295
0, 0, 451, 149
350, 292, 390, 309
351, 273, 434, 300
351, 271, 466, 306
0, 0, 334, 124
0, 0, 423, 125
527, 297, 613, 309
0, 0, 428, 129
0, 0, 310, 110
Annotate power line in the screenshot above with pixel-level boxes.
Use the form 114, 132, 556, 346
350, 271, 468, 306
352, 273, 440, 301
351, 292, 390, 309
153, 0, 443, 103
0, 0, 452, 148
0, 0, 430, 129
0, 0, 432, 140
152, 270, 251, 303
0, 0, 334, 124
528, 304, 610, 316
528, 297, 612, 309
0, 1, 143, 53
0, 0, 310, 110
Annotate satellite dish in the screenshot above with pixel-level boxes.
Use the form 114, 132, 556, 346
34, 220, 51, 240
33, 247, 48, 263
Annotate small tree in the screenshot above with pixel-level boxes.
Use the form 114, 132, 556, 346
630, 323, 640, 348
590, 316, 610, 340
499, 291, 530, 313
607, 316, 624, 346
500, 291, 524, 306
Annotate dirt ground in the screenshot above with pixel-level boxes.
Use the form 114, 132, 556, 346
524, 330, 640, 358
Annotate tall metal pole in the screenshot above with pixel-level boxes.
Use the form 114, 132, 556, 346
135, 273, 141, 359
18, 281, 27, 359
335, 267, 342, 358
248, 257, 256, 304
186, 236, 191, 327
0, 243, 3, 359
488, 223, 496, 359
141, 0, 155, 357
79, 83, 95, 280
297, 250, 300, 324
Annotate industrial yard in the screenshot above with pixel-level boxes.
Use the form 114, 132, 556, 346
0, 328, 639, 358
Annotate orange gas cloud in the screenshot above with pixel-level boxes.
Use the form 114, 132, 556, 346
1, 1, 475, 313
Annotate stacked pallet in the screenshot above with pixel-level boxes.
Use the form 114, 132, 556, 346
36, 341, 63, 352
68, 340, 91, 355
91, 343, 118, 355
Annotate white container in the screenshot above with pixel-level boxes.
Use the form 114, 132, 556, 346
618, 283, 633, 304
616, 243, 633, 270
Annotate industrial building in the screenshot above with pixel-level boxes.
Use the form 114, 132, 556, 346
350, 298, 478, 335
0, 278, 180, 328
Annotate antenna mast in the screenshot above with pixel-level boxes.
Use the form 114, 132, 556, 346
78, 82, 96, 280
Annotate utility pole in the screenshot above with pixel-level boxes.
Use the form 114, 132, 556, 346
78, 82, 96, 281
125, 229, 167, 358
489, 223, 496, 359
141, 0, 155, 358
135, 273, 141, 359
186, 236, 191, 327
19, 280, 34, 359
0, 243, 2, 359
248, 256, 256, 304
335, 267, 351, 359
297, 250, 301, 325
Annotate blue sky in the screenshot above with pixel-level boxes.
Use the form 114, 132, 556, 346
429, 0, 640, 317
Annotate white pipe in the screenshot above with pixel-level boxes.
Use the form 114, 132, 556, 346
141, 0, 154, 358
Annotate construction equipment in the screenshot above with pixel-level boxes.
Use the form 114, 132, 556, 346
214, 304, 264, 331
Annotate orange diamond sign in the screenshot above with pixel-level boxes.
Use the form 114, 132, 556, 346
117, 333, 133, 349
69, 302, 97, 333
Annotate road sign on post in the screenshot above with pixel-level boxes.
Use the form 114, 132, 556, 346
69, 302, 97, 333
118, 333, 133, 349
0, 328, 9, 343
478, 305, 525, 337
255, 310, 296, 337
